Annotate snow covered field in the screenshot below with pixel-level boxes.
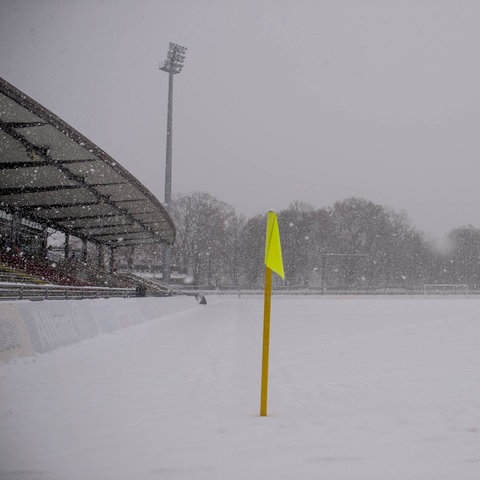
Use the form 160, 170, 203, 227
1, 295, 480, 479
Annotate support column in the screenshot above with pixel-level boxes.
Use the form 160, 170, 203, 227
64, 232, 70, 261
97, 244, 104, 269
109, 247, 115, 274
10, 213, 19, 251
41, 227, 48, 257
127, 246, 134, 270
82, 239, 88, 264
163, 243, 171, 284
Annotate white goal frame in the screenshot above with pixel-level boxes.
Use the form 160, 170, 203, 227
423, 284, 469, 295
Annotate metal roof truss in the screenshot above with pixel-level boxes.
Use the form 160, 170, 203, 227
0, 78, 175, 247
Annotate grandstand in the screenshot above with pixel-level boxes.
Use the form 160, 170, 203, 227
0, 76, 175, 299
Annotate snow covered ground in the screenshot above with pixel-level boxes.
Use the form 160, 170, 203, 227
1, 295, 480, 479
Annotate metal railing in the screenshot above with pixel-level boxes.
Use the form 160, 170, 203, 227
0, 283, 136, 301
172, 286, 480, 296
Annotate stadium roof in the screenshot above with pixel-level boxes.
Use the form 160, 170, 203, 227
0, 77, 175, 247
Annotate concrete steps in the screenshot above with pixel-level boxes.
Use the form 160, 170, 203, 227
0, 263, 47, 285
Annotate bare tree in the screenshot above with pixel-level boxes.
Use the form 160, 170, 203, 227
170, 192, 235, 286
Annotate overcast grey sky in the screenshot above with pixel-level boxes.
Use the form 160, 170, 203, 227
1, 0, 480, 238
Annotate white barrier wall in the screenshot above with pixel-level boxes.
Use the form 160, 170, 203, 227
0, 296, 198, 362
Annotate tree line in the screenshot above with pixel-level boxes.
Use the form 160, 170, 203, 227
131, 192, 480, 291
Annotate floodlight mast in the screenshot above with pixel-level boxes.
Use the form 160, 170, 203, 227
159, 42, 187, 284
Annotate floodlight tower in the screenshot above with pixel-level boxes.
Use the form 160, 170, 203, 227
159, 42, 187, 284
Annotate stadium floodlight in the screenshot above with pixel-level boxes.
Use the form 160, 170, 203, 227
159, 42, 187, 284
159, 42, 187, 75
159, 42, 187, 206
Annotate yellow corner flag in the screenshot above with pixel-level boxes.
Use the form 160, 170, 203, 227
265, 211, 284, 279
260, 211, 284, 417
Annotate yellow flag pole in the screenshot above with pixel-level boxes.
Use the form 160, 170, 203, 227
260, 211, 284, 417
260, 266, 273, 416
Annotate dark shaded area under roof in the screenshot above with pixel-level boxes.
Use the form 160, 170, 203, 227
0, 77, 175, 248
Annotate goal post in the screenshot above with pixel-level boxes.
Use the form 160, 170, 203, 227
423, 284, 469, 295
